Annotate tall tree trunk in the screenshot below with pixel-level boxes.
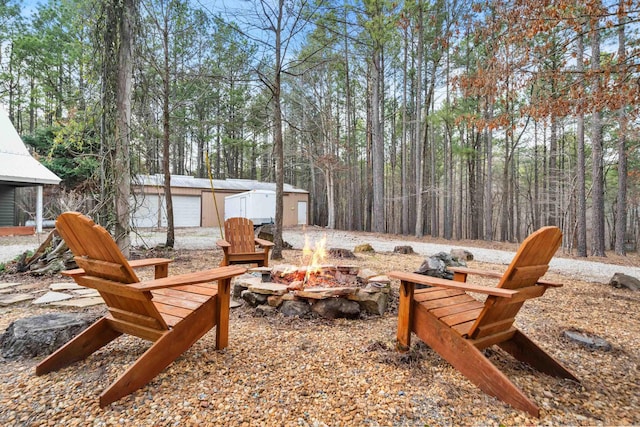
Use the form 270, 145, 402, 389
443, 40, 453, 240
591, 16, 605, 256
548, 114, 558, 227
371, 44, 384, 232
576, 29, 587, 257
162, 13, 174, 248
401, 25, 409, 235
484, 99, 493, 240
414, 1, 424, 236
270, 0, 285, 259
615, 0, 627, 255
114, 0, 135, 256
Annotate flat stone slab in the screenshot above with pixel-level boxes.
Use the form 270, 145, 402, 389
564, 330, 612, 351
71, 288, 100, 297
51, 296, 105, 308
15, 283, 41, 291
0, 294, 35, 306
248, 267, 272, 274
49, 282, 84, 291
248, 282, 289, 296
0, 282, 20, 290
32, 291, 74, 304
368, 275, 390, 284
295, 287, 358, 299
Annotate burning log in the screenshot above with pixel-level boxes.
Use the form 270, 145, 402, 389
269, 264, 359, 289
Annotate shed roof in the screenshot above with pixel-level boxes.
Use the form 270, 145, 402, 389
0, 107, 61, 186
135, 174, 308, 194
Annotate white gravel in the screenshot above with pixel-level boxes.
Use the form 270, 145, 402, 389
1, 226, 636, 284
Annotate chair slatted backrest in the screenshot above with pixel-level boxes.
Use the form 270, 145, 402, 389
224, 217, 256, 254
56, 212, 168, 331
467, 226, 561, 340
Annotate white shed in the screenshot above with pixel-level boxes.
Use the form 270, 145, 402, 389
0, 107, 61, 233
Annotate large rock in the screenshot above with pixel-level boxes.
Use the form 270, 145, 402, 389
232, 276, 251, 299
353, 244, 374, 253
348, 288, 389, 316
564, 329, 612, 351
1, 313, 98, 359
450, 248, 474, 261
255, 304, 278, 317
241, 290, 268, 307
415, 252, 467, 281
280, 300, 311, 317
609, 273, 640, 291
311, 298, 360, 319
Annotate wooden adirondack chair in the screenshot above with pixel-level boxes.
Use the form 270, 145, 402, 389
389, 226, 579, 417
35, 212, 246, 408
216, 217, 274, 267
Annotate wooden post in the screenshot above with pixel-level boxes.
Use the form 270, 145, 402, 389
215, 277, 231, 349
453, 271, 468, 282
396, 280, 415, 352
154, 263, 169, 279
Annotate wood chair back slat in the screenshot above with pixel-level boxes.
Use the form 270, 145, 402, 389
224, 217, 256, 254
467, 226, 561, 339
56, 212, 169, 333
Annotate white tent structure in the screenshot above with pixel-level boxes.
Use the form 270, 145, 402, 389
0, 107, 61, 233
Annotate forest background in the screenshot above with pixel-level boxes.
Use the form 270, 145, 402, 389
0, 0, 638, 259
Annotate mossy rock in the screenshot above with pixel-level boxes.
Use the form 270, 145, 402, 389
354, 243, 375, 253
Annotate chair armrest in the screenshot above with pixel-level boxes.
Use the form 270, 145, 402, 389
131, 265, 247, 291
255, 238, 274, 248
448, 266, 504, 279
62, 257, 172, 278
216, 239, 231, 248
388, 271, 517, 298
448, 266, 562, 288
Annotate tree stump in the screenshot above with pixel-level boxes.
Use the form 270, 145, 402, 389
393, 245, 414, 254
329, 248, 356, 259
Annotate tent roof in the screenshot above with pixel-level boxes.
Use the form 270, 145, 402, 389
0, 107, 61, 186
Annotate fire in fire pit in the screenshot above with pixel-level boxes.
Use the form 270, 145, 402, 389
237, 235, 391, 318
269, 235, 358, 289
270, 264, 359, 289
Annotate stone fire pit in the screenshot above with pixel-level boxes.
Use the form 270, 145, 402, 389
233, 264, 390, 319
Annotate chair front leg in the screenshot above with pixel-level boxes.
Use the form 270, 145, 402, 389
396, 280, 415, 352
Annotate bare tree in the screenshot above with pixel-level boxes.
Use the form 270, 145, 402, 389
614, 0, 628, 256
591, 12, 605, 257
575, 28, 587, 257
114, 0, 135, 255
100, 0, 136, 256
229, 0, 320, 258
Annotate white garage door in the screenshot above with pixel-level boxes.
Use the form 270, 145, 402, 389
161, 195, 201, 227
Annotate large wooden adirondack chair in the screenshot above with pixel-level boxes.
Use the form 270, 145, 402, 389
216, 217, 274, 267
389, 226, 579, 417
35, 212, 246, 407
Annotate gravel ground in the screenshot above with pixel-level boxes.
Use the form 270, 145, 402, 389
0, 228, 639, 426
3, 225, 635, 283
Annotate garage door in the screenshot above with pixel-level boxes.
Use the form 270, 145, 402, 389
161, 195, 201, 227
